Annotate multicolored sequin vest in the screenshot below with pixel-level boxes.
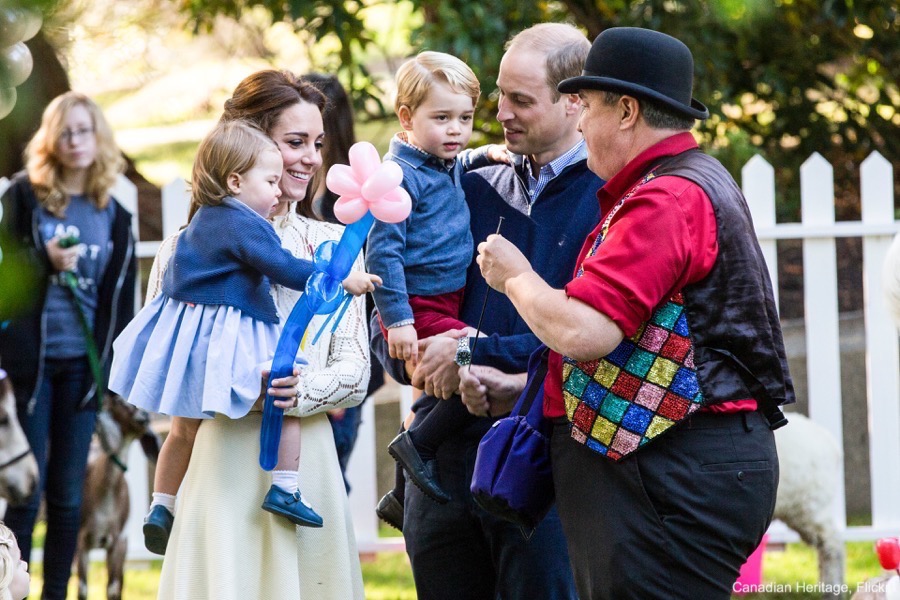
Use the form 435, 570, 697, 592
561, 170, 704, 460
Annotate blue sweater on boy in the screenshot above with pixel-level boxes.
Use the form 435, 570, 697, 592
163, 197, 314, 324
367, 136, 477, 329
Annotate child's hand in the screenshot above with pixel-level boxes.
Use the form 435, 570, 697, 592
487, 144, 510, 164
342, 271, 382, 296
388, 325, 419, 363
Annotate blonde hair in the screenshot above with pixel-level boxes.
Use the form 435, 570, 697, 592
0, 521, 18, 600
884, 233, 900, 330
24, 91, 124, 218
394, 51, 480, 115
189, 120, 279, 218
505, 23, 591, 102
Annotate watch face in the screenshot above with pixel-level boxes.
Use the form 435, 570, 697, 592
455, 349, 472, 367
455, 337, 472, 366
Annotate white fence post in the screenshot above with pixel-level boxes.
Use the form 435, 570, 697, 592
110, 174, 157, 561
860, 151, 900, 532
161, 178, 190, 238
346, 397, 380, 551
742, 155, 779, 307
799, 152, 847, 532
0, 177, 9, 213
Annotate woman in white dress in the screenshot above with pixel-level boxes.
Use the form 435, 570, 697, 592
154, 69, 369, 600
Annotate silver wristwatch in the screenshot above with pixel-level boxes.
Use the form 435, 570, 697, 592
454, 336, 472, 367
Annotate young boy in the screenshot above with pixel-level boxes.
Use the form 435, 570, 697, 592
367, 51, 488, 511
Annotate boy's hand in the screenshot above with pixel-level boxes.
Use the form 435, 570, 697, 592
487, 144, 510, 164
342, 271, 382, 296
388, 325, 419, 363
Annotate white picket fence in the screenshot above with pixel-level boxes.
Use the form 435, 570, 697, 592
1, 150, 898, 562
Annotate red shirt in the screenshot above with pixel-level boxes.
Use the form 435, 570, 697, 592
544, 132, 756, 417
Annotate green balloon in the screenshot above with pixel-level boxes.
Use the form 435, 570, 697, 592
0, 6, 26, 47
0, 42, 32, 87
0, 86, 16, 120
20, 7, 41, 41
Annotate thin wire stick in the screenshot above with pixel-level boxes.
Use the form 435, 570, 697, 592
469, 216, 504, 358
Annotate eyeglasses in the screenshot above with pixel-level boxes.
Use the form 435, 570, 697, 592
58, 127, 95, 143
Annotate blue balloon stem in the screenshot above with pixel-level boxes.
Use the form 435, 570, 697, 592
259, 211, 376, 470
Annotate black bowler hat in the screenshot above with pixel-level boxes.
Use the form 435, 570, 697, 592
558, 27, 709, 120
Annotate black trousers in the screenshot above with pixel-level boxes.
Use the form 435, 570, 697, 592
551, 410, 778, 600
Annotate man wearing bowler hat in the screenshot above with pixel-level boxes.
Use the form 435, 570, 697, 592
476, 27, 794, 599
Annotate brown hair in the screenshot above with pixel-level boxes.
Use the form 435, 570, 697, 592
189, 120, 279, 217
24, 91, 124, 217
300, 73, 356, 222
394, 51, 481, 115
221, 70, 326, 220
505, 23, 591, 103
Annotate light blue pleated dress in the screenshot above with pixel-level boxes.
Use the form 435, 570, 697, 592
110, 199, 317, 420
110, 294, 279, 419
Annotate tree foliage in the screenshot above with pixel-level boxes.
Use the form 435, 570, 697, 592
405, 0, 898, 217
172, 0, 897, 215
12, 0, 900, 218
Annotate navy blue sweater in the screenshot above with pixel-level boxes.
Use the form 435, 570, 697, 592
163, 197, 314, 323
459, 158, 604, 373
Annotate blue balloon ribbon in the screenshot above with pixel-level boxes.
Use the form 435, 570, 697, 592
259, 211, 375, 470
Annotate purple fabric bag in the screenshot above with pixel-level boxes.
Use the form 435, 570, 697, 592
471, 346, 554, 531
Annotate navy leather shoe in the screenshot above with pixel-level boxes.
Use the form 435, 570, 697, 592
143, 504, 174, 555
388, 430, 450, 504
262, 485, 323, 528
375, 490, 404, 532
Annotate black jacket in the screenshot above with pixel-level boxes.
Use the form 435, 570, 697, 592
0, 173, 137, 410
657, 150, 795, 418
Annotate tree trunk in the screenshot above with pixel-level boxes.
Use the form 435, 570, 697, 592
0, 31, 69, 178
0, 32, 162, 242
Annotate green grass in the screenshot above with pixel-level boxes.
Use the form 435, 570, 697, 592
25, 552, 412, 599
21, 540, 885, 599
738, 541, 883, 599
361, 552, 417, 600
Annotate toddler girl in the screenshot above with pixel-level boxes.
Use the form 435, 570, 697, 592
110, 120, 378, 554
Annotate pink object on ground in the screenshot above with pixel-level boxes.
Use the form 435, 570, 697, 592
735, 535, 769, 592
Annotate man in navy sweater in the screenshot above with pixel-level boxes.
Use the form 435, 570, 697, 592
372, 23, 604, 600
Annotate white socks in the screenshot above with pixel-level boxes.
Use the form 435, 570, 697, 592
272, 470, 298, 494
150, 492, 176, 515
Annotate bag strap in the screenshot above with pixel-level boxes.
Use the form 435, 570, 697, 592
513, 347, 549, 418
59, 271, 106, 403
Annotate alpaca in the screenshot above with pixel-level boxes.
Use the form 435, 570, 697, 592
75, 393, 159, 600
883, 233, 900, 329
773, 412, 845, 587
0, 367, 38, 507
